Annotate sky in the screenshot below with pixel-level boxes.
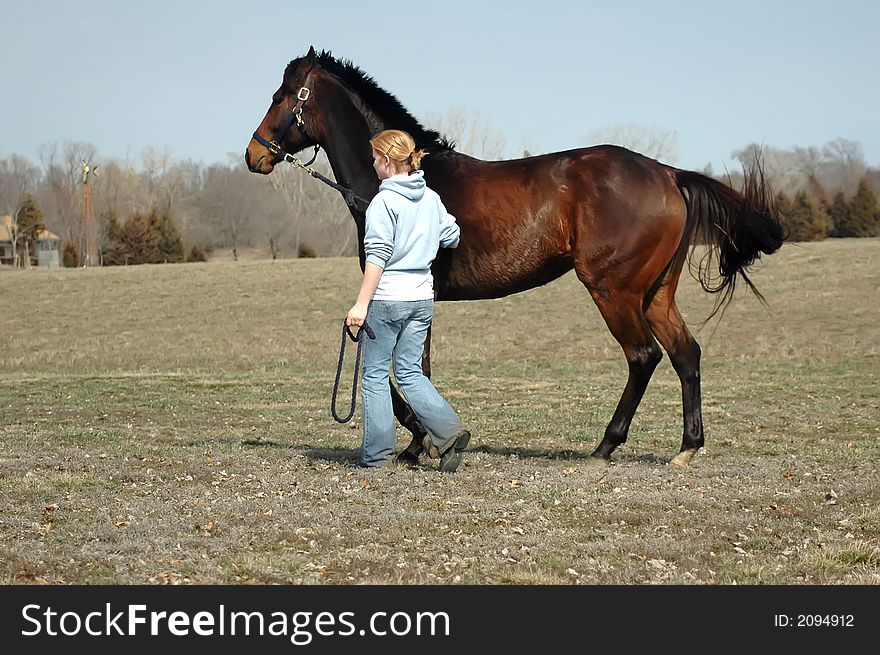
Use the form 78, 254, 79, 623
2, 0, 878, 173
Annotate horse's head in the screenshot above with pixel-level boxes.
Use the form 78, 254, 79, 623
245, 46, 323, 175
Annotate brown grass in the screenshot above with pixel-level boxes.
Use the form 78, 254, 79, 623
0, 238, 878, 584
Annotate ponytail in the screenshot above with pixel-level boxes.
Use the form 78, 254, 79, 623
370, 129, 427, 173
409, 148, 427, 171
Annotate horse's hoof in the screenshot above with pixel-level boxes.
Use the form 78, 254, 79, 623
395, 450, 420, 468
585, 455, 608, 469
670, 449, 697, 470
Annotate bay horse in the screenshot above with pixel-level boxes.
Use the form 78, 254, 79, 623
245, 47, 784, 469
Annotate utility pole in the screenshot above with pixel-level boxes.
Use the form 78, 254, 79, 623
80, 160, 99, 266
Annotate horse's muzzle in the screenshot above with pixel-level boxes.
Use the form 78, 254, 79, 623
244, 142, 274, 174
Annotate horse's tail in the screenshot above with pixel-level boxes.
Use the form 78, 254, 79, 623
667, 156, 786, 318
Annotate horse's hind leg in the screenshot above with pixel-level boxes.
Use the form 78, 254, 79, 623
392, 326, 431, 465
645, 285, 704, 469
585, 289, 664, 462
392, 383, 426, 465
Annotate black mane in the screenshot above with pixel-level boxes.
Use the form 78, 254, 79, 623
286, 50, 454, 151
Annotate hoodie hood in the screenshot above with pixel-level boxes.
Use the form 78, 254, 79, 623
379, 169, 426, 201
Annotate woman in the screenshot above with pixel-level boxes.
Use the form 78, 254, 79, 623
346, 129, 469, 471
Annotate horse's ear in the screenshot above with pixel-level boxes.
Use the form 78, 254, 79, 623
306, 46, 317, 63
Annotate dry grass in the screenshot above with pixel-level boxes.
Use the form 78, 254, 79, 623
0, 238, 878, 585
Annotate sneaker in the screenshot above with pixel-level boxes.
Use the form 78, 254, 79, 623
438, 430, 470, 473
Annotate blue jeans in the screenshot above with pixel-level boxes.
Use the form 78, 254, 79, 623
359, 299, 464, 467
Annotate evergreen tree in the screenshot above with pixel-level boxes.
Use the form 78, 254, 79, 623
14, 194, 46, 265
102, 209, 186, 265
786, 191, 830, 242
155, 210, 185, 263
185, 244, 207, 262
16, 194, 45, 243
62, 241, 79, 268
102, 211, 126, 265
828, 191, 849, 238
844, 177, 880, 237
775, 191, 793, 240
103, 210, 158, 265
775, 191, 793, 215
807, 175, 830, 212
128, 211, 161, 264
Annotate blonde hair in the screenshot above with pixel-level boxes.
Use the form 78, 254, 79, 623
369, 129, 427, 172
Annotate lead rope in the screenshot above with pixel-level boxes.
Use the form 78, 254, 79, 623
284, 149, 372, 212
331, 320, 376, 423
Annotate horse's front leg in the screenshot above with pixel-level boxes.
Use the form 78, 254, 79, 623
392, 325, 432, 465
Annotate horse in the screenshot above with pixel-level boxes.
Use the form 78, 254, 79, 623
245, 47, 784, 470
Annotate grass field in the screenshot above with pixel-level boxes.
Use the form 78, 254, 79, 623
1, 238, 878, 584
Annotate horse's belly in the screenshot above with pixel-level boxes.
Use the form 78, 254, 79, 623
439, 252, 574, 301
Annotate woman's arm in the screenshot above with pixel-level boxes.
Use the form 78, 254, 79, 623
346, 262, 384, 327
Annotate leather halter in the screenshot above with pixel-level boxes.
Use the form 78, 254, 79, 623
252, 86, 319, 164
251, 83, 370, 210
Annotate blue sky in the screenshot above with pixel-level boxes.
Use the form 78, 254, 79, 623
2, 0, 878, 172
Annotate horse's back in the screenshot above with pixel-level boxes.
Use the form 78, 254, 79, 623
429, 145, 685, 301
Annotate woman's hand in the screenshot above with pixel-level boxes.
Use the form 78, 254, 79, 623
346, 302, 369, 327
346, 264, 382, 328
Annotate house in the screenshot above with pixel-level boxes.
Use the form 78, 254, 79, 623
0, 215, 61, 267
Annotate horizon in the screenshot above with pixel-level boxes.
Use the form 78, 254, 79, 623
2, 1, 878, 172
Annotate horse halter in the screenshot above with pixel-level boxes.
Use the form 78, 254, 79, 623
252, 85, 320, 165
252, 82, 371, 211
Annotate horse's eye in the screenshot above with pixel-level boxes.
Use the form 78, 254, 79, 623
272, 96, 283, 106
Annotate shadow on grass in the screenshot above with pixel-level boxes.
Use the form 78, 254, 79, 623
289, 442, 671, 467
469, 445, 669, 465
240, 438, 287, 448
302, 447, 358, 465
234, 436, 672, 467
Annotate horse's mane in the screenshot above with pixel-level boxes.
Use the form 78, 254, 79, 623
286, 50, 455, 152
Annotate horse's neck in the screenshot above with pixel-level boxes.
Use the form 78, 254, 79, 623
322, 136, 376, 210
317, 82, 470, 209
318, 93, 383, 214
315, 82, 471, 269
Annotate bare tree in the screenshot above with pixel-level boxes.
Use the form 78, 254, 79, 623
267, 162, 308, 254
425, 106, 508, 160
39, 141, 97, 247
91, 159, 146, 219
733, 143, 807, 195
586, 123, 679, 163
162, 159, 201, 232
258, 151, 356, 257
821, 138, 866, 194
297, 156, 356, 257
254, 183, 294, 259
792, 145, 824, 180
0, 154, 41, 266
305, 183, 357, 256
194, 164, 274, 259
140, 146, 171, 210
733, 138, 868, 197
139, 146, 197, 216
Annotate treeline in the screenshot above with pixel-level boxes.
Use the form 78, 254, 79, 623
102, 209, 205, 266
0, 143, 355, 267
716, 140, 879, 242
2, 194, 46, 267
724, 140, 880, 241
1, 136, 878, 269
777, 178, 880, 242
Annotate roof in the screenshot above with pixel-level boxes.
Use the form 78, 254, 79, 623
0, 215, 60, 242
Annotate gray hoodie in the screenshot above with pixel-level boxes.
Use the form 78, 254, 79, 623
364, 170, 460, 301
